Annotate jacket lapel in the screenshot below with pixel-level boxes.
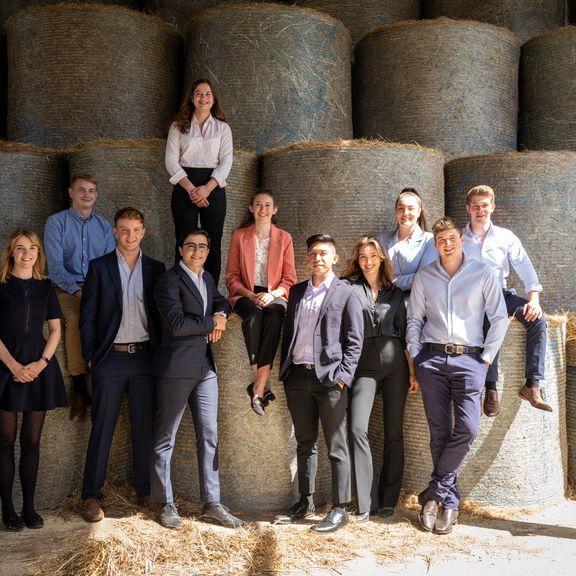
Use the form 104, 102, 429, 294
267, 225, 283, 288
242, 227, 256, 290
317, 276, 339, 321
176, 264, 205, 310
106, 253, 123, 308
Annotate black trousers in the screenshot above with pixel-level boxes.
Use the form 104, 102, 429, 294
349, 336, 409, 513
171, 167, 226, 283
233, 287, 286, 368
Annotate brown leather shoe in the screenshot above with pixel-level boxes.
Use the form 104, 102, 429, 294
518, 385, 553, 412
483, 389, 500, 417
434, 507, 459, 535
82, 498, 104, 523
419, 498, 438, 532
69, 391, 90, 421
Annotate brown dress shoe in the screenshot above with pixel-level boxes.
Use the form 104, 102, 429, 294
518, 385, 553, 412
434, 507, 459, 535
69, 391, 90, 421
82, 498, 104, 523
483, 389, 500, 417
419, 498, 438, 532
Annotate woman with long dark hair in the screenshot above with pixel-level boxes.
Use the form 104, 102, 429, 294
165, 78, 233, 282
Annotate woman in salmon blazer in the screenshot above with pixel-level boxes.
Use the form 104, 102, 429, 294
225, 190, 297, 416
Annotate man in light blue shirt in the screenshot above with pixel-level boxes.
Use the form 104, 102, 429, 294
463, 185, 551, 416
44, 174, 115, 420
408, 217, 508, 535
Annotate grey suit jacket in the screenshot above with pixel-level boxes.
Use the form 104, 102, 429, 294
279, 277, 364, 388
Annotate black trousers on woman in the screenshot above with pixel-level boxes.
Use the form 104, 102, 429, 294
349, 336, 409, 514
171, 167, 226, 283
234, 288, 286, 368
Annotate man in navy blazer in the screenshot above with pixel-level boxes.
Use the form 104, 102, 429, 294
274, 234, 363, 533
150, 227, 244, 530
79, 207, 166, 523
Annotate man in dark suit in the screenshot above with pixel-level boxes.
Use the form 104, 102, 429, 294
274, 234, 363, 533
150, 228, 244, 529
79, 207, 166, 523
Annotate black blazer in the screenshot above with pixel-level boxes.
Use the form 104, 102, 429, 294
80, 250, 166, 368
152, 264, 231, 379
279, 277, 364, 388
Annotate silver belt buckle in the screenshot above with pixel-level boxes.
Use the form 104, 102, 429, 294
127, 343, 137, 354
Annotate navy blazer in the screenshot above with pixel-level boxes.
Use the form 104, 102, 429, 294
80, 250, 166, 368
279, 276, 364, 388
152, 264, 231, 379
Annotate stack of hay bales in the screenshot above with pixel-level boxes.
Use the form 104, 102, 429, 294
5, 4, 180, 148
184, 3, 352, 153
354, 19, 520, 159
519, 27, 576, 151
444, 151, 576, 312
422, 0, 565, 42
567, 316, 576, 487
261, 140, 444, 277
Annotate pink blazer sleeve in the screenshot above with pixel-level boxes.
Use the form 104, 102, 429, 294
225, 228, 249, 307
273, 228, 297, 298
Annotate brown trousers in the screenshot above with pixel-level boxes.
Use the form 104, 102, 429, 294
56, 288, 87, 376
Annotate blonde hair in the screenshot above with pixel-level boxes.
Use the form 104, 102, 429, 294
0, 229, 47, 283
466, 185, 495, 204
432, 217, 462, 239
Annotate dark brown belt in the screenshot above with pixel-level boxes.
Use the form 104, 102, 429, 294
112, 342, 149, 353
294, 363, 314, 371
425, 343, 483, 355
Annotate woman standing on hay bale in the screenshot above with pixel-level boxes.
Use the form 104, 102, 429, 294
0, 229, 66, 532
378, 188, 437, 292
165, 78, 233, 283
342, 236, 418, 522
225, 190, 297, 415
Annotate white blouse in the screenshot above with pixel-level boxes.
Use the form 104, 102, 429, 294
253, 237, 270, 287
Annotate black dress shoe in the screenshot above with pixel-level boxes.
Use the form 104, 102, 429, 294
2, 512, 25, 532
378, 507, 395, 518
311, 508, 348, 533
434, 507, 459, 535
247, 383, 276, 408
272, 500, 315, 524
354, 511, 370, 523
202, 502, 245, 528
21, 509, 44, 529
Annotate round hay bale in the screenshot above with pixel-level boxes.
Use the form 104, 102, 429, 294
399, 316, 567, 507
519, 27, 576, 152
261, 140, 444, 279
0, 141, 66, 249
422, 0, 565, 42
5, 4, 181, 148
354, 19, 520, 159
0, 34, 6, 138
297, 0, 420, 46
567, 315, 576, 486
185, 2, 352, 153
444, 151, 576, 313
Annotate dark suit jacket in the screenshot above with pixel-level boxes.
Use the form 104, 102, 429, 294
152, 264, 231, 379
80, 250, 166, 368
279, 276, 364, 388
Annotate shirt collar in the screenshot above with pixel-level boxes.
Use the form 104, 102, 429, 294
192, 113, 213, 127
116, 247, 142, 265
307, 271, 335, 291
179, 260, 204, 281
465, 221, 494, 240
394, 223, 424, 242
68, 207, 94, 221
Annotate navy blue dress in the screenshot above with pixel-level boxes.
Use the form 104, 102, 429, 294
0, 277, 67, 411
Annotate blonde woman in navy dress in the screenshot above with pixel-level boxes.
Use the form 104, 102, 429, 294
165, 78, 233, 283
0, 229, 66, 532
378, 188, 437, 292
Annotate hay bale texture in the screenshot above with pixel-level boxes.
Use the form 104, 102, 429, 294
5, 4, 180, 148
519, 27, 576, 152
296, 0, 420, 46
185, 3, 352, 153
567, 316, 576, 486
444, 151, 576, 313
0, 141, 66, 248
261, 140, 444, 279
422, 0, 565, 42
354, 19, 520, 159
399, 317, 567, 507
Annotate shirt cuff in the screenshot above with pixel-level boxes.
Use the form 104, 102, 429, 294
169, 169, 188, 186
408, 345, 422, 360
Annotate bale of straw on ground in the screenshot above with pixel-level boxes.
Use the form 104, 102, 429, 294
5, 4, 180, 148
261, 140, 444, 279
519, 27, 576, 152
297, 0, 420, 46
567, 315, 576, 486
185, 2, 352, 153
0, 141, 66, 248
444, 151, 576, 313
354, 19, 520, 159
395, 316, 567, 507
422, 0, 565, 42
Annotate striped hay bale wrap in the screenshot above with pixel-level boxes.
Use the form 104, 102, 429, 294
354, 19, 519, 159
422, 0, 565, 42
401, 316, 567, 507
519, 27, 576, 152
567, 315, 576, 486
261, 140, 444, 279
6, 4, 180, 148
444, 151, 576, 313
296, 0, 420, 46
185, 2, 352, 153
1, 34, 7, 138
0, 141, 65, 249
